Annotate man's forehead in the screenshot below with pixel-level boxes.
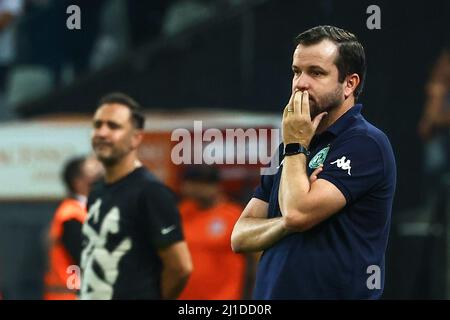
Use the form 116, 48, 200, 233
94, 103, 131, 121
293, 39, 338, 67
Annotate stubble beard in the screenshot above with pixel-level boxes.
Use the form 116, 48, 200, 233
309, 85, 344, 119
93, 145, 122, 168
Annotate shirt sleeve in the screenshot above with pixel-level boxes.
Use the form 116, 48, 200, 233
318, 135, 385, 204
139, 182, 184, 249
253, 174, 274, 202
252, 143, 283, 202
61, 219, 83, 266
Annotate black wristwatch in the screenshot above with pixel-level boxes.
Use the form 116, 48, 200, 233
284, 143, 310, 157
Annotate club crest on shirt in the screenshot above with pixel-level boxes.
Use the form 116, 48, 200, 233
309, 146, 330, 169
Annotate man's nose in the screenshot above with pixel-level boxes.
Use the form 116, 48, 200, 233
293, 73, 310, 91
94, 124, 109, 138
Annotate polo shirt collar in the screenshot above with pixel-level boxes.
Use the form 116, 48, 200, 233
325, 104, 363, 136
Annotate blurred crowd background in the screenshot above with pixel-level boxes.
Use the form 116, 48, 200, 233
0, 0, 449, 299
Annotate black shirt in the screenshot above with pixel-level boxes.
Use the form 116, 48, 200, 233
80, 167, 184, 299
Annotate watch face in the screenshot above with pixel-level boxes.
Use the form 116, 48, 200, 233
285, 143, 310, 156
285, 143, 300, 154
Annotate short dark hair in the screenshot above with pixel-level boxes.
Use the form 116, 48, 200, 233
62, 156, 86, 194
295, 25, 366, 99
183, 165, 220, 184
98, 92, 145, 129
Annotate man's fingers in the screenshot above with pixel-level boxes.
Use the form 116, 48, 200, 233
309, 165, 323, 183
290, 90, 299, 113
288, 90, 296, 107
302, 91, 310, 118
293, 90, 302, 114
284, 91, 297, 118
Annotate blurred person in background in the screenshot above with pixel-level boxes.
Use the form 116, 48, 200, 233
81, 92, 192, 299
0, 0, 24, 119
177, 165, 251, 300
44, 155, 102, 300
231, 25, 396, 299
418, 46, 450, 203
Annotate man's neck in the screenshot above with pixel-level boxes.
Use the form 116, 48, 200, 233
73, 194, 87, 205
104, 153, 140, 184
316, 97, 355, 134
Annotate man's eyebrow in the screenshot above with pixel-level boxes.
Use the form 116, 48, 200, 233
92, 119, 122, 126
292, 65, 327, 70
308, 65, 327, 71
107, 120, 122, 126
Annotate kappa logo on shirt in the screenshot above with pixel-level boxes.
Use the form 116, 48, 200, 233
331, 156, 352, 176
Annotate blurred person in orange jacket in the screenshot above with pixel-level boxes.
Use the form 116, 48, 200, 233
177, 165, 248, 300
44, 156, 102, 300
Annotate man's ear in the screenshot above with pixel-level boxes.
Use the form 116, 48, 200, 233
131, 130, 143, 149
343, 73, 360, 99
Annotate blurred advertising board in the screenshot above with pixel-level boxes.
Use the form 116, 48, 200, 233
0, 122, 92, 200
0, 110, 280, 202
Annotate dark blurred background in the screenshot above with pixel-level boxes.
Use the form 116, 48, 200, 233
0, 0, 449, 299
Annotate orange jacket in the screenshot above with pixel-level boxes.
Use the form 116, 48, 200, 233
44, 198, 86, 300
178, 199, 246, 300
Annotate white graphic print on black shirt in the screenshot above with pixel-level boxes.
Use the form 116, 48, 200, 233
81, 199, 132, 299
80, 167, 184, 299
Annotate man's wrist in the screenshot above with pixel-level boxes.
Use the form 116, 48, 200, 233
284, 143, 310, 157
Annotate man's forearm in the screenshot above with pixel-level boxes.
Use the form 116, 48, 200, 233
231, 216, 290, 253
279, 154, 310, 217
161, 268, 190, 299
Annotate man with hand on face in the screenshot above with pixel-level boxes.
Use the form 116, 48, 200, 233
80, 93, 192, 300
231, 26, 396, 299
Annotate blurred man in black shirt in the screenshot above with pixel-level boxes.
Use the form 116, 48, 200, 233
80, 92, 192, 299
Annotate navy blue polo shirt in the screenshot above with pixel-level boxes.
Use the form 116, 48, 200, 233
253, 104, 396, 299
